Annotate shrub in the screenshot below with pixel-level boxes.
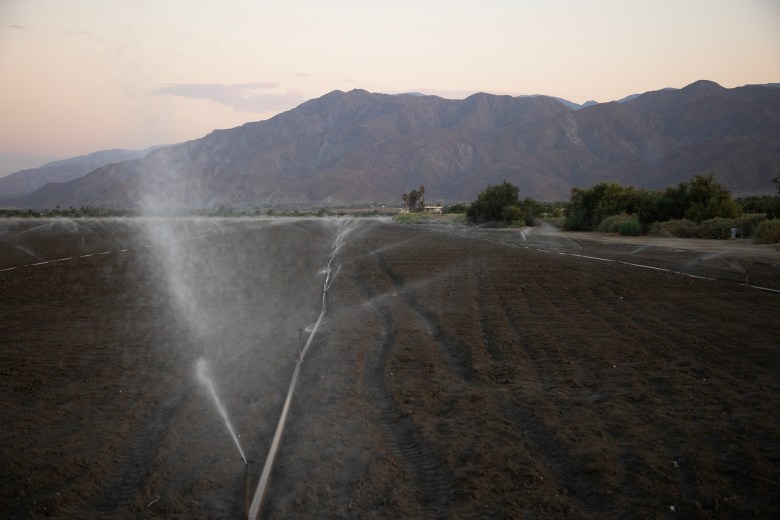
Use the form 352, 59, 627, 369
618, 218, 642, 236
393, 212, 424, 224
695, 217, 735, 239
647, 222, 665, 236
653, 219, 699, 238
692, 215, 767, 239
753, 219, 780, 244
598, 214, 622, 233
445, 203, 468, 214
598, 213, 636, 233
648, 215, 770, 240
734, 213, 767, 236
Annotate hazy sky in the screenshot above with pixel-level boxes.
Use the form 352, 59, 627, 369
1, 0, 778, 173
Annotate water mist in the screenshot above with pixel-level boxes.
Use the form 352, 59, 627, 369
195, 357, 247, 465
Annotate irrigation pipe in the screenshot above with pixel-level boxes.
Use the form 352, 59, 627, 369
248, 219, 348, 520
247, 309, 324, 519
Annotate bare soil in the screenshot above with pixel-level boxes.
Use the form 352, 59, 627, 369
1, 218, 779, 519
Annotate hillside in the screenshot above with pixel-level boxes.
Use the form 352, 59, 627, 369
0, 148, 160, 201
10, 81, 780, 208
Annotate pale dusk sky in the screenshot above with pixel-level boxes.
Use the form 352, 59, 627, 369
1, 0, 778, 175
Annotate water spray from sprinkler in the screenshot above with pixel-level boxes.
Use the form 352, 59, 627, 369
195, 357, 247, 465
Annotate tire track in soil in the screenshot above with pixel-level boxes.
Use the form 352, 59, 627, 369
480, 250, 671, 514
469, 255, 518, 386
94, 383, 188, 512
375, 253, 475, 383
354, 258, 455, 518
475, 254, 596, 513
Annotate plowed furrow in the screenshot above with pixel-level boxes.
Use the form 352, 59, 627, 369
355, 261, 455, 516
376, 253, 475, 382
95, 388, 186, 511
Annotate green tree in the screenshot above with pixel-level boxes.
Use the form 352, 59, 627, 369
568, 174, 739, 230
519, 197, 544, 225
565, 182, 639, 230
684, 173, 739, 222
466, 181, 522, 225
738, 195, 780, 219
636, 183, 690, 228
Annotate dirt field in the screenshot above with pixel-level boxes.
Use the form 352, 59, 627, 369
1, 218, 779, 519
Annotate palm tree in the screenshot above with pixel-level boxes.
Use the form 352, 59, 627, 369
402, 193, 409, 210
409, 189, 420, 211
418, 185, 425, 208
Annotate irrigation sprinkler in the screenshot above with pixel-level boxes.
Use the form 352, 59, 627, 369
718, 256, 746, 274
248, 218, 350, 520
557, 233, 582, 253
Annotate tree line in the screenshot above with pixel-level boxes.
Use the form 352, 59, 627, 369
0, 206, 134, 218
456, 174, 780, 242
564, 174, 746, 231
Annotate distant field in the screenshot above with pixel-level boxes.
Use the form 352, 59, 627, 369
1, 218, 779, 518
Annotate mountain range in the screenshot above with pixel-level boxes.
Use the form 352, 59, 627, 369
0, 147, 162, 201
4, 80, 780, 208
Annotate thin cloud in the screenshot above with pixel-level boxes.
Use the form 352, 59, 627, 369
231, 82, 279, 89
10, 24, 88, 36
152, 82, 305, 113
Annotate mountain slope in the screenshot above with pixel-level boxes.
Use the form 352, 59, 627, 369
13, 81, 780, 207
0, 147, 161, 200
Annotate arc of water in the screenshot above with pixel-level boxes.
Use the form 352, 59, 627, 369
196, 358, 247, 465
324, 265, 341, 292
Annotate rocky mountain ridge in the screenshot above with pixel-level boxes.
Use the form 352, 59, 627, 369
7, 80, 780, 208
